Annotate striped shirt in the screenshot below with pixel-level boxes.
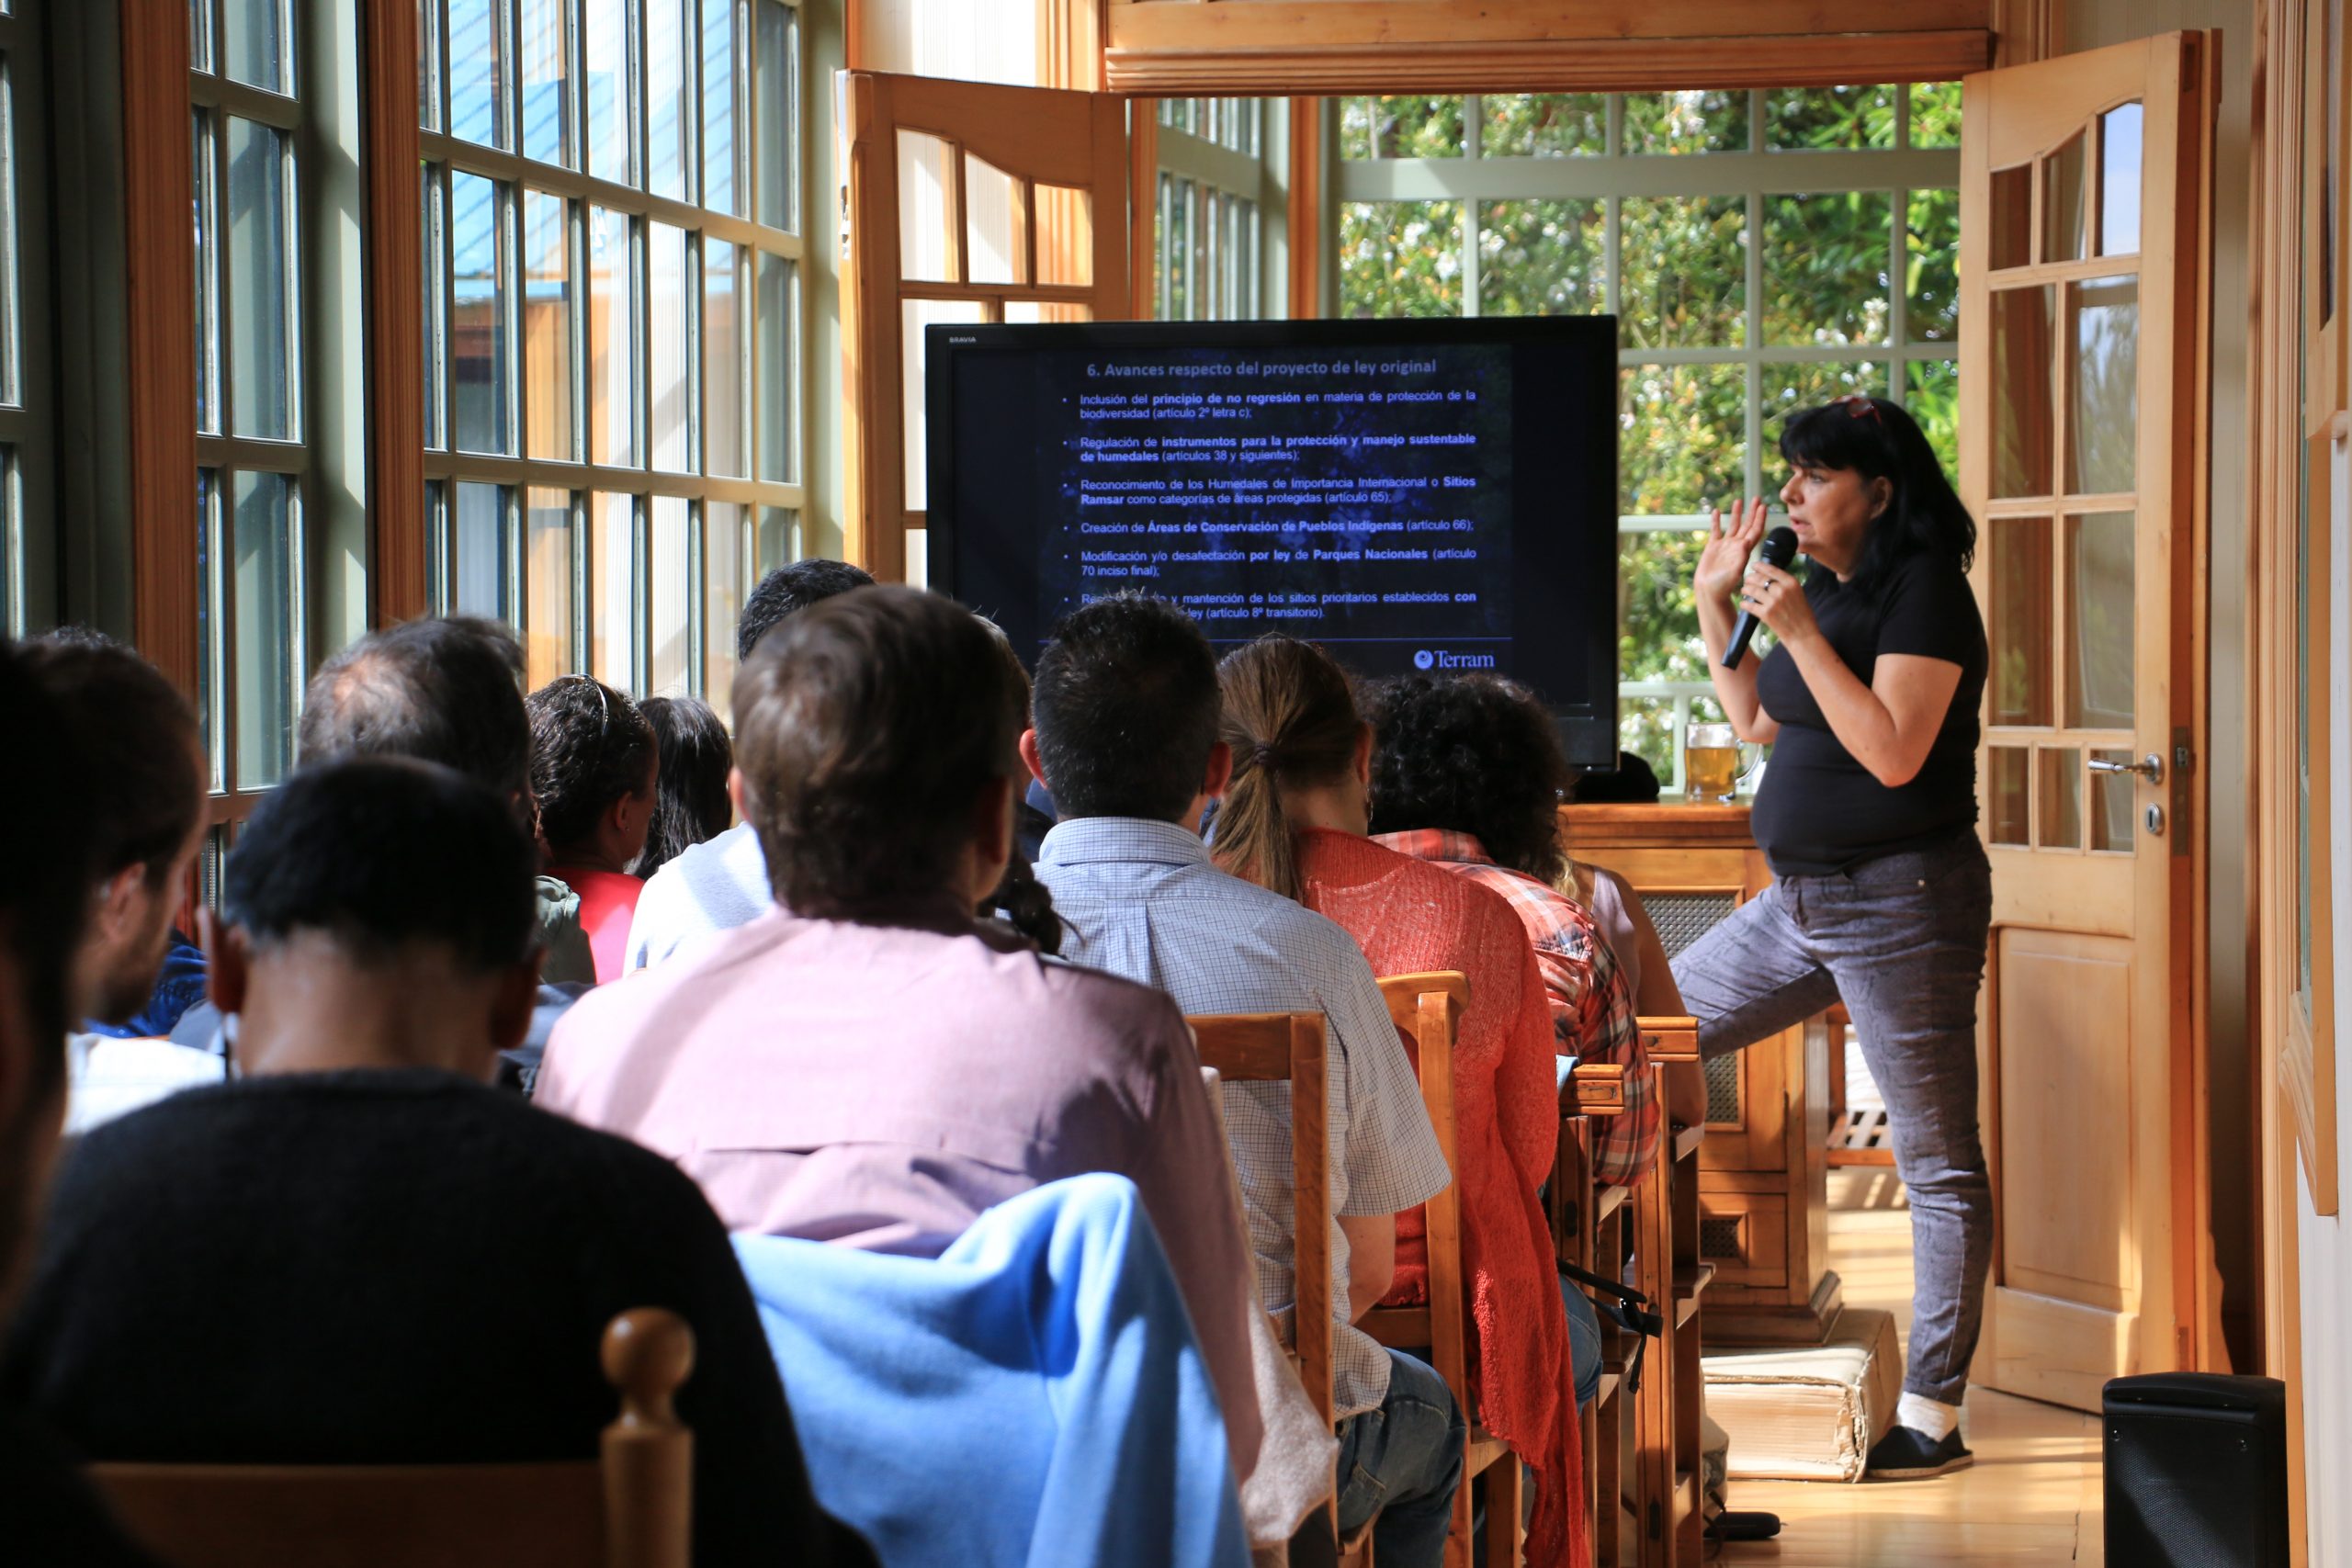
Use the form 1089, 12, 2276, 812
1036, 817, 1452, 1421
1374, 829, 1659, 1187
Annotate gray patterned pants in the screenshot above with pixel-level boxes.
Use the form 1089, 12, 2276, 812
1670, 835, 1995, 1404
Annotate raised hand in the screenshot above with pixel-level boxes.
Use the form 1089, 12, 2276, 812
1694, 497, 1770, 604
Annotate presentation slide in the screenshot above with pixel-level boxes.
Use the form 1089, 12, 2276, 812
1047, 343, 1514, 672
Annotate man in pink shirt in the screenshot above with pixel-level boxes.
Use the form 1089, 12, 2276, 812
537, 586, 1261, 1478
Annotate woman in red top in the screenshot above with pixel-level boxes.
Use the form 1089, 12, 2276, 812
526, 676, 658, 985
1211, 634, 1588, 1568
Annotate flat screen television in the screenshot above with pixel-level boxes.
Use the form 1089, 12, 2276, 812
924, 316, 1622, 768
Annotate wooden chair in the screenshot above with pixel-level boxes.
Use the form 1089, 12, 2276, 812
1358, 971, 1521, 1568
1186, 1008, 1361, 1562
88, 1308, 695, 1568
1556, 1061, 1627, 1568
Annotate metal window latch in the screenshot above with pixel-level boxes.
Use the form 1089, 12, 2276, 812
2089, 752, 2165, 784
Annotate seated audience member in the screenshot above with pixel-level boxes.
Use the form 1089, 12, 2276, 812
625, 558, 874, 972
1, 758, 871, 1568
1558, 855, 1685, 1019
536, 586, 1261, 1479
0, 643, 166, 1567
1365, 674, 1658, 1189
528, 676, 658, 984
1212, 634, 1588, 1565
21, 633, 223, 1132
1024, 594, 1461, 1568
300, 615, 594, 987
636, 695, 734, 880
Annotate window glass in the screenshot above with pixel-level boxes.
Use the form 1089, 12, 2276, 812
647, 0, 690, 201
648, 220, 691, 471
521, 0, 569, 165
523, 189, 572, 460
226, 117, 294, 440
754, 0, 796, 231
705, 238, 744, 476
756, 252, 794, 482
447, 0, 503, 148
452, 480, 509, 619
590, 204, 636, 466
650, 494, 691, 694
231, 469, 297, 788
223, 0, 290, 96
703, 0, 740, 214
584, 0, 630, 186
590, 490, 636, 688
451, 171, 513, 455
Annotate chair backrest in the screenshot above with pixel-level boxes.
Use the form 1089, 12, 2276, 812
1185, 1010, 1334, 1429
87, 1309, 695, 1568
1362, 973, 1470, 1407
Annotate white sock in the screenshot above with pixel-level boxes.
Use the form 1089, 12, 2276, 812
1895, 1393, 1961, 1441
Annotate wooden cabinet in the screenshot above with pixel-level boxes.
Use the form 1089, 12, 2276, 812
1564, 803, 1841, 1345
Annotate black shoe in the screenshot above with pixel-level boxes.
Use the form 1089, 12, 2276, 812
1705, 1511, 1782, 1542
1865, 1424, 1973, 1479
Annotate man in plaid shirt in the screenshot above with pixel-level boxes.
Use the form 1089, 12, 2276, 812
1364, 677, 1660, 1188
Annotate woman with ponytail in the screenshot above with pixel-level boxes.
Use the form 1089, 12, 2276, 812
1214, 633, 1591, 1568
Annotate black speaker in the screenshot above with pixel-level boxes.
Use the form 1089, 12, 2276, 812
2105, 1373, 2289, 1567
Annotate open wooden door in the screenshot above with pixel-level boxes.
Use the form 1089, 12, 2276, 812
837, 73, 1130, 581
1960, 33, 2218, 1411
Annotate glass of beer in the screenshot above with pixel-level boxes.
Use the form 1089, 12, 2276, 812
1684, 722, 1744, 804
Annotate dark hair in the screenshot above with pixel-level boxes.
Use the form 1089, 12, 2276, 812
1213, 636, 1364, 902
1031, 593, 1220, 823
1366, 672, 1571, 884
636, 696, 734, 878
973, 618, 1061, 955
526, 675, 657, 853
299, 616, 532, 802
737, 558, 876, 661
1779, 396, 1976, 596
223, 756, 538, 973
733, 586, 1024, 917
0, 640, 97, 1072
24, 630, 202, 886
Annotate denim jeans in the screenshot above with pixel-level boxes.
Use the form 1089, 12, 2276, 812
1670, 835, 1995, 1404
1561, 1275, 1603, 1411
1335, 1348, 1465, 1568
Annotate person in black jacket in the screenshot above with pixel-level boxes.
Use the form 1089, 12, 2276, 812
2, 756, 875, 1568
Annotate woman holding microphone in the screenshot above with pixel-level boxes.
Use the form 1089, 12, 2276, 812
1670, 395, 1993, 1480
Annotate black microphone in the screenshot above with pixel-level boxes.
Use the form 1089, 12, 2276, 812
1722, 525, 1799, 669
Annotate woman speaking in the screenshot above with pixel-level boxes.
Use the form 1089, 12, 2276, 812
1670, 395, 1993, 1481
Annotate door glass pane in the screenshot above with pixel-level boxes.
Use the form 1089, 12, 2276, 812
590, 205, 636, 466
1989, 745, 2030, 844
1988, 162, 2032, 269
2067, 510, 2136, 728
450, 171, 512, 456
1480, 94, 1605, 157
705, 500, 743, 711
226, 117, 293, 441
1990, 515, 2053, 726
1621, 90, 1748, 154
2037, 745, 2082, 849
523, 190, 571, 460
448, 0, 503, 148
232, 470, 295, 789
647, 221, 690, 471
1035, 185, 1093, 287
897, 130, 956, 283
2089, 747, 2136, 852
1476, 198, 1602, 317
647, 0, 689, 201
704, 239, 744, 477
452, 480, 508, 619
965, 152, 1023, 287
1990, 286, 2055, 498
754, 0, 796, 231
521, 0, 569, 166
223, 0, 288, 95
2069, 276, 2139, 495
1763, 191, 1892, 345
2042, 130, 2088, 263
650, 495, 690, 695
2098, 102, 2143, 255
1621, 196, 1746, 348
901, 298, 984, 509
584, 0, 629, 186
756, 252, 796, 483
590, 491, 635, 689
703, 0, 739, 213
525, 486, 573, 689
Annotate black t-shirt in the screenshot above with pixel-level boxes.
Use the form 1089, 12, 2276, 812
1749, 553, 1987, 875
1, 1069, 876, 1568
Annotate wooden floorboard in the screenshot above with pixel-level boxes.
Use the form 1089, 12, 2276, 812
1718, 1176, 2104, 1566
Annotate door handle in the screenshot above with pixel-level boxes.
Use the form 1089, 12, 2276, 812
2089, 753, 2165, 785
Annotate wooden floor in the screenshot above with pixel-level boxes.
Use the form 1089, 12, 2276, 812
1717, 1173, 2105, 1565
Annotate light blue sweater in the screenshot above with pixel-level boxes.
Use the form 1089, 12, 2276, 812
622, 822, 770, 974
